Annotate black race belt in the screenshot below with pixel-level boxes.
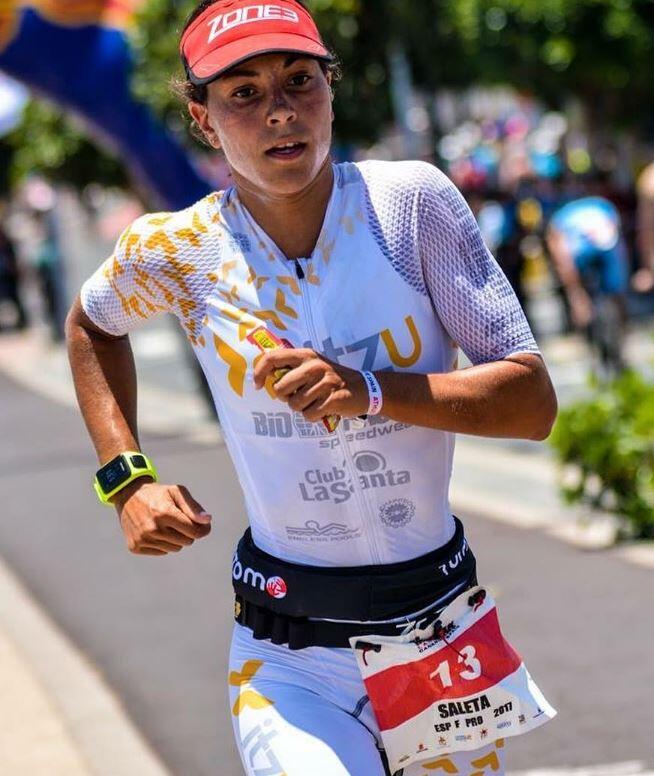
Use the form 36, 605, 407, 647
233, 518, 476, 649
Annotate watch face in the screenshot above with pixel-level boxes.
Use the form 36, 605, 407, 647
96, 456, 130, 494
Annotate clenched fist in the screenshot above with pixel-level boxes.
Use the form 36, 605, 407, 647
112, 480, 212, 556
253, 347, 369, 422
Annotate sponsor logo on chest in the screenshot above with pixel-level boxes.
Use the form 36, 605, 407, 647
299, 450, 411, 505
251, 410, 411, 444
285, 519, 362, 543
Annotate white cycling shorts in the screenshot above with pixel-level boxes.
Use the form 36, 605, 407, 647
229, 623, 506, 776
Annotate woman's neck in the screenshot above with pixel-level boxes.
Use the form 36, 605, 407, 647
233, 157, 334, 261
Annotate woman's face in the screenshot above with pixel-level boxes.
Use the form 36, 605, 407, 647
189, 53, 333, 196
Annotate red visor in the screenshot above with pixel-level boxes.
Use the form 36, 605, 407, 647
180, 0, 332, 85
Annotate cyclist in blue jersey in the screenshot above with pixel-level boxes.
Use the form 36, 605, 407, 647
547, 192, 629, 372
65, 1, 558, 773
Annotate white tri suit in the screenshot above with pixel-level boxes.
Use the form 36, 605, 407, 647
82, 160, 541, 776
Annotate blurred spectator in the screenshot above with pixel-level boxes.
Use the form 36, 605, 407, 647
32, 209, 66, 342
0, 216, 29, 332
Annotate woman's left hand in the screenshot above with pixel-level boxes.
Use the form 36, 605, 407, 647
253, 348, 369, 421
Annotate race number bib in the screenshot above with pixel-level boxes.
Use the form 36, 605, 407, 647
349, 587, 556, 774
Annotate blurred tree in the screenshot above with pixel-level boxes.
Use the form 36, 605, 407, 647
4, 100, 128, 191
0, 141, 13, 197
454, 0, 654, 128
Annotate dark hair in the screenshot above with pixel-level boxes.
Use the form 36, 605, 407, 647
171, 0, 340, 143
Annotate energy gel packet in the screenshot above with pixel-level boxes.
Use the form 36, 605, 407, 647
247, 326, 340, 433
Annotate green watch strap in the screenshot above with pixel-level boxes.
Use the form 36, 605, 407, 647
93, 451, 158, 506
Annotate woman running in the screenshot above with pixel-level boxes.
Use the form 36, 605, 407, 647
66, 1, 558, 774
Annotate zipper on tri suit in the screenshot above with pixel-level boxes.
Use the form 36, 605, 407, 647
293, 260, 305, 280
295, 256, 383, 564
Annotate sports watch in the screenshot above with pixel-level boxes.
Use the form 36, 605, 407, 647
93, 451, 158, 506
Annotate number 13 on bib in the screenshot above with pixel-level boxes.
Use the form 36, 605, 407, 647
350, 587, 556, 773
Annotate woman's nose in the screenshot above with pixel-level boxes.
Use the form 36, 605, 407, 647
266, 93, 297, 126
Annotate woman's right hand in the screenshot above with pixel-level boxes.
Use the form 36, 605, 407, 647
112, 480, 212, 556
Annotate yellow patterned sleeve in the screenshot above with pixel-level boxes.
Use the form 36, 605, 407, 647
79, 202, 213, 340
80, 214, 174, 336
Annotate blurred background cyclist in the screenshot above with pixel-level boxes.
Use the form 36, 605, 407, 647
546, 174, 629, 375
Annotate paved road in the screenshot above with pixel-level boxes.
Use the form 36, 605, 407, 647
2, 370, 654, 774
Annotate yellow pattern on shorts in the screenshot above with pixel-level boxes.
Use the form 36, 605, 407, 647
229, 660, 273, 717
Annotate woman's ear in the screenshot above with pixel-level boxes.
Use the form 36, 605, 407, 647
187, 100, 221, 150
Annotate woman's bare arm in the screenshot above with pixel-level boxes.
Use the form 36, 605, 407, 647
374, 352, 557, 440
65, 295, 212, 555
66, 295, 140, 460
255, 348, 557, 441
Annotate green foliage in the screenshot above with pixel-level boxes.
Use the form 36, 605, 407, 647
0, 142, 14, 197
443, 0, 654, 124
549, 370, 654, 538
130, 0, 194, 130
4, 99, 127, 191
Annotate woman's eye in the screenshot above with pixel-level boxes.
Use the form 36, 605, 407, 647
233, 87, 256, 99
289, 74, 311, 87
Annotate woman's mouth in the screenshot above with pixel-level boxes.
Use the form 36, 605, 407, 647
265, 141, 307, 160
